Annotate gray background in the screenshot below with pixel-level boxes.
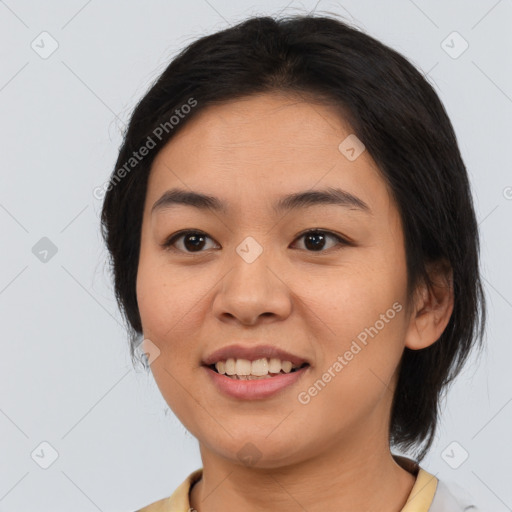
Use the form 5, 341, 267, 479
0, 0, 511, 510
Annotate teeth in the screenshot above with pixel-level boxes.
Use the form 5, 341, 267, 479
215, 357, 300, 377
250, 358, 269, 376
229, 374, 273, 380
235, 358, 253, 375
268, 357, 282, 373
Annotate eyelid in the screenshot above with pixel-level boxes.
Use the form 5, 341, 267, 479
162, 229, 218, 252
293, 228, 352, 247
162, 228, 352, 253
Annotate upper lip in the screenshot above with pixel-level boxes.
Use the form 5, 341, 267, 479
202, 344, 310, 367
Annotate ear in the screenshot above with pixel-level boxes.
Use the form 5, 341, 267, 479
404, 259, 454, 350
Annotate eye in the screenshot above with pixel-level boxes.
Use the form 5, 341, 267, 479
162, 229, 349, 254
291, 229, 349, 252
162, 230, 218, 253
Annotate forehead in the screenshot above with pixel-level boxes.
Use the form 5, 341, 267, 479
146, 93, 393, 217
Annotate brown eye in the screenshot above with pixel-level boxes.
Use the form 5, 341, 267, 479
162, 229, 349, 254
163, 230, 218, 253
292, 230, 348, 252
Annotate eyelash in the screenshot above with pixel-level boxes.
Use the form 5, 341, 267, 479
161, 229, 351, 254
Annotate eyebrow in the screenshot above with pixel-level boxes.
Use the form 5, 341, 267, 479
151, 186, 371, 216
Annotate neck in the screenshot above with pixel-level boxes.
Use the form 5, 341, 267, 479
190, 438, 417, 512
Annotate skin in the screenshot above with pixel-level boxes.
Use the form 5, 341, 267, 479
136, 92, 454, 512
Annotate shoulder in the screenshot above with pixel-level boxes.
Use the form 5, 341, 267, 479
132, 497, 172, 511
132, 468, 203, 512
430, 477, 482, 511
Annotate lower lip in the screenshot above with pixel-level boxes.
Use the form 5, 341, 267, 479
203, 365, 310, 400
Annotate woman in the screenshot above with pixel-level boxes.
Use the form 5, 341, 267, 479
100, 13, 486, 512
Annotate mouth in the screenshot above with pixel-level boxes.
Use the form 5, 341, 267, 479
202, 359, 311, 400
205, 361, 310, 380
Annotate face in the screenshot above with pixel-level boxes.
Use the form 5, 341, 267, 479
136, 92, 415, 467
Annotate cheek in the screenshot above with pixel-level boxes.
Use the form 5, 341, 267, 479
136, 252, 212, 379
136, 250, 195, 336
314, 262, 403, 333
300, 303, 406, 438
311, 258, 408, 388
136, 259, 171, 336
136, 257, 201, 424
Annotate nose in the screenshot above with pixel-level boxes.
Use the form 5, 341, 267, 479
211, 250, 292, 326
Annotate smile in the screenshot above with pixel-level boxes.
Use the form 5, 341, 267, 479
203, 362, 310, 400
